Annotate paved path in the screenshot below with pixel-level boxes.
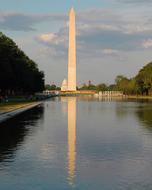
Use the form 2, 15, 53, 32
0, 102, 42, 124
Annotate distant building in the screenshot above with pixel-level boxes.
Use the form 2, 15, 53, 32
61, 79, 68, 91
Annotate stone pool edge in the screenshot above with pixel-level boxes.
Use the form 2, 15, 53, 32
0, 102, 42, 124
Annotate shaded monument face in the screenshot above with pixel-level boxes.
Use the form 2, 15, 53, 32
68, 8, 77, 91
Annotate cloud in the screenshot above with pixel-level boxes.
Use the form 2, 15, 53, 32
116, 0, 152, 5
142, 39, 152, 48
36, 29, 68, 57
35, 8, 152, 60
102, 49, 119, 55
37, 33, 62, 44
0, 12, 67, 31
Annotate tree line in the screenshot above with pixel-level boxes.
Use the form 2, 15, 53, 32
79, 62, 152, 96
0, 32, 44, 95
45, 84, 61, 91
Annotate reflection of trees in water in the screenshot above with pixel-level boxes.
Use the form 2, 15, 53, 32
115, 100, 152, 119
114, 99, 152, 131
0, 106, 44, 163
115, 103, 130, 118
115, 102, 140, 119
136, 106, 152, 131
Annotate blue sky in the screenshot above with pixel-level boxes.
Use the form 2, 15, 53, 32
0, 0, 111, 13
1, 0, 152, 85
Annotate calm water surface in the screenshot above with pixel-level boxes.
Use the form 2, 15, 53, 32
0, 97, 152, 189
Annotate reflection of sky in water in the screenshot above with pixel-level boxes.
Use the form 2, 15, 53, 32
0, 98, 152, 189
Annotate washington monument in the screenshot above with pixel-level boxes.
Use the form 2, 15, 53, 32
61, 8, 77, 91
68, 8, 77, 91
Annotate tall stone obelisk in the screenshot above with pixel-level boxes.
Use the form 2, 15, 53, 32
68, 8, 76, 91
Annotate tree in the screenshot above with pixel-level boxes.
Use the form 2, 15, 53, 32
115, 75, 130, 94
0, 32, 44, 95
45, 84, 61, 91
96, 83, 107, 91
135, 62, 152, 95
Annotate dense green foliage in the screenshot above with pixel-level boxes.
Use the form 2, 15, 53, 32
0, 32, 44, 95
45, 84, 61, 91
114, 62, 152, 95
79, 82, 108, 91
135, 62, 152, 95
113, 75, 138, 95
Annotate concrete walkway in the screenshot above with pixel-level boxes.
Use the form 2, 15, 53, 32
0, 102, 42, 124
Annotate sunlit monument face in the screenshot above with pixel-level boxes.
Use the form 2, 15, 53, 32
68, 8, 77, 91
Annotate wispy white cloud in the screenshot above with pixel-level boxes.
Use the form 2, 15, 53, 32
102, 49, 119, 55
142, 39, 152, 48
37, 33, 65, 45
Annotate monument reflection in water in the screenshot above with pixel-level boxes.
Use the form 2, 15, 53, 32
61, 97, 77, 186
67, 97, 76, 185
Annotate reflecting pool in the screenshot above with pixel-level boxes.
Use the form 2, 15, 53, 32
1, 97, 152, 189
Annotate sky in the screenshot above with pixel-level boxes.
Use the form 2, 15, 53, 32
1, 0, 152, 86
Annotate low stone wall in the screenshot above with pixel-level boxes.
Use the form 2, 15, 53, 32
60, 90, 96, 95
99, 91, 124, 97
0, 102, 42, 124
